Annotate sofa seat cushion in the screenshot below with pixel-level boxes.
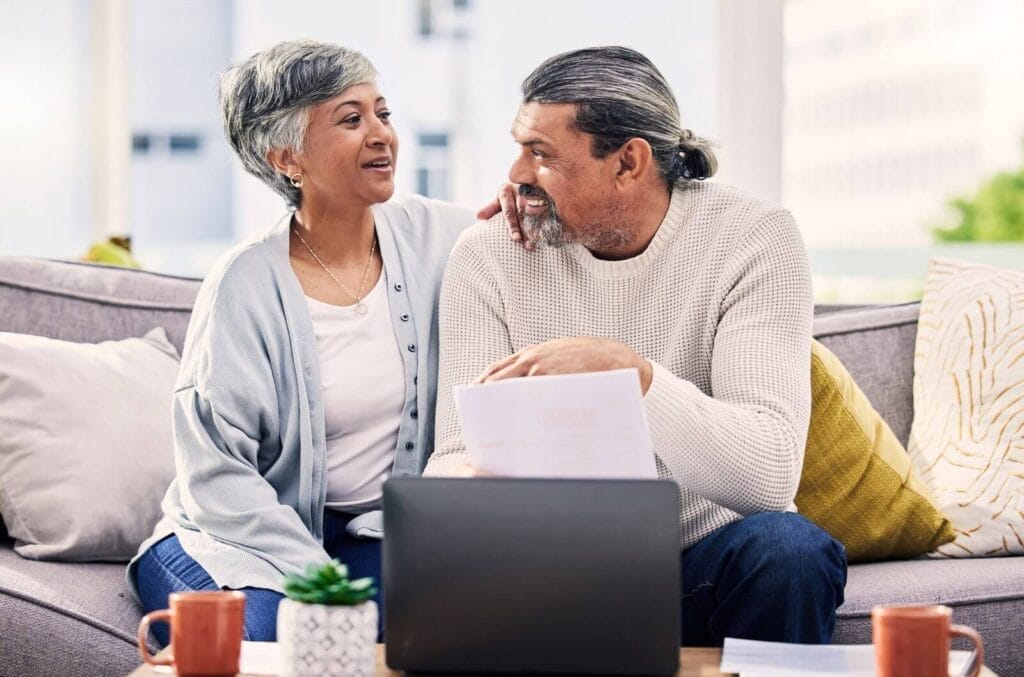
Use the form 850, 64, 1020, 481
0, 542, 147, 675
835, 556, 1024, 676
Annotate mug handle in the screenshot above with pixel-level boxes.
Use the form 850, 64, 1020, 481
950, 624, 985, 677
137, 609, 174, 667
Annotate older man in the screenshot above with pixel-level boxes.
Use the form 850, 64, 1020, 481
425, 46, 846, 646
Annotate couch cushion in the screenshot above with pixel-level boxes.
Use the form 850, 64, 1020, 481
835, 557, 1024, 676
0, 329, 179, 561
908, 259, 1024, 558
0, 257, 200, 354
795, 340, 953, 562
0, 542, 148, 675
813, 303, 920, 447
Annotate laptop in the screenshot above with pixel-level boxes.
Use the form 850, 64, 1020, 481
383, 477, 681, 675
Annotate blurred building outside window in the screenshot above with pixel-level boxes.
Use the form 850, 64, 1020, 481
783, 0, 1024, 302
416, 132, 452, 201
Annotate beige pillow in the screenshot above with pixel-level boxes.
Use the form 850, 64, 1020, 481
0, 329, 178, 561
908, 259, 1024, 557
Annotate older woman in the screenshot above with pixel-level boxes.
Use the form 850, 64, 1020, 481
127, 40, 496, 643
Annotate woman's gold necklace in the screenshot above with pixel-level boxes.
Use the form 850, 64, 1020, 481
292, 223, 377, 316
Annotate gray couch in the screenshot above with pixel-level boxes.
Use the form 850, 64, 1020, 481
0, 257, 1021, 676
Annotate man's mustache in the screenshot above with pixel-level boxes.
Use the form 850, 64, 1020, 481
518, 184, 553, 203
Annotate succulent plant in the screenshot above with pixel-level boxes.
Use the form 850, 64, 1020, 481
283, 560, 377, 605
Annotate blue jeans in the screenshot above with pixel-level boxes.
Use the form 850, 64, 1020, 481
133, 509, 382, 645
680, 512, 847, 646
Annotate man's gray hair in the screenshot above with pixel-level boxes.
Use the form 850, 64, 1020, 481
521, 46, 717, 188
219, 40, 378, 207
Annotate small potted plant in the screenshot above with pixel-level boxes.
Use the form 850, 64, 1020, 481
277, 560, 378, 677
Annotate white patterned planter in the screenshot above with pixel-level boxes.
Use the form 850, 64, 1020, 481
277, 598, 378, 677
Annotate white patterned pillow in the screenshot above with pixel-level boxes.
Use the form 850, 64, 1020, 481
908, 259, 1024, 557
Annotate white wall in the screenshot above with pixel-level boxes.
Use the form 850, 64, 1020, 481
715, 0, 783, 202
0, 1, 92, 258
129, 0, 233, 245
459, 1, 718, 206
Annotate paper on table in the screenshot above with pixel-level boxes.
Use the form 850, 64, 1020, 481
239, 641, 281, 675
454, 368, 658, 479
720, 638, 975, 677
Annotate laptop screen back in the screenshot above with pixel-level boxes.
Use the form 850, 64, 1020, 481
383, 477, 681, 675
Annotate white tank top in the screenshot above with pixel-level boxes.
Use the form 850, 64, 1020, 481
305, 271, 405, 512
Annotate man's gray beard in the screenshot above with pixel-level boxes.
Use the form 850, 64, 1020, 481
522, 211, 567, 247
522, 202, 633, 252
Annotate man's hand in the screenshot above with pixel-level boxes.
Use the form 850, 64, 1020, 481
475, 337, 654, 394
449, 462, 491, 477
476, 182, 536, 251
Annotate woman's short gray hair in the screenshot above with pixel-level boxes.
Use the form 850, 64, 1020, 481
521, 46, 717, 188
219, 40, 377, 207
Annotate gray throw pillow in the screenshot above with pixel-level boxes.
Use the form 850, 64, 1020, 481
0, 328, 178, 561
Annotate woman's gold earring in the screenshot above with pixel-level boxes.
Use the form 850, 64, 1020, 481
289, 174, 303, 189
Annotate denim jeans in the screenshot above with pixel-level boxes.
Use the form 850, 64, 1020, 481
680, 512, 847, 646
133, 509, 382, 645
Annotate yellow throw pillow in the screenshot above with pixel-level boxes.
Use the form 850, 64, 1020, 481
795, 340, 955, 562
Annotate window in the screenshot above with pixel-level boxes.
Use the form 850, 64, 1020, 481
783, 0, 1024, 301
417, 0, 434, 37
416, 132, 451, 201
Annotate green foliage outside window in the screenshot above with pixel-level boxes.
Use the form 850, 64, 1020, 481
934, 149, 1024, 243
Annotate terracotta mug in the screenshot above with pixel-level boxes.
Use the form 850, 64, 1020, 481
872, 604, 984, 677
137, 590, 246, 677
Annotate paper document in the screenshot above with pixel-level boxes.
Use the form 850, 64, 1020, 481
454, 368, 657, 479
720, 638, 975, 677
239, 641, 281, 675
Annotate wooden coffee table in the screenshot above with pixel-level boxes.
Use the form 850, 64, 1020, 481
131, 644, 1002, 676
130, 645, 730, 676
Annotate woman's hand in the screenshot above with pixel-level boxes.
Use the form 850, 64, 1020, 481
474, 337, 654, 394
477, 182, 536, 251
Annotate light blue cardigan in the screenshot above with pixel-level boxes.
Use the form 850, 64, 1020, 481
128, 195, 473, 598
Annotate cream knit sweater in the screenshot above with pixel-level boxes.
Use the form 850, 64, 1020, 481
425, 181, 813, 549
